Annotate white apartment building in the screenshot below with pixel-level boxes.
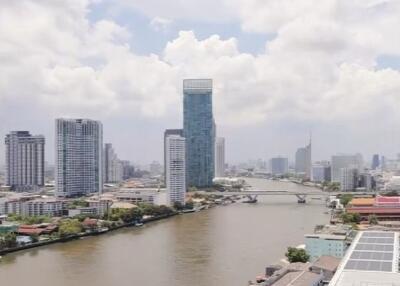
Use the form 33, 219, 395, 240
0, 197, 63, 217
331, 154, 363, 182
22, 199, 63, 217
5, 131, 45, 191
55, 119, 103, 197
104, 143, 123, 183
340, 168, 358, 191
215, 137, 225, 178
165, 134, 186, 206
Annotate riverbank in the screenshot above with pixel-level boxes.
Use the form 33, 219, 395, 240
0, 212, 177, 256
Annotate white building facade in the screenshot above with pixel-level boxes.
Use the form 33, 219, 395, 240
340, 168, 358, 191
331, 154, 363, 182
165, 134, 186, 206
5, 131, 45, 191
215, 137, 225, 178
55, 119, 103, 197
104, 143, 123, 183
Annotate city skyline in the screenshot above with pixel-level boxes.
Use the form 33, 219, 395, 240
2, 2, 400, 286
1, 1, 400, 165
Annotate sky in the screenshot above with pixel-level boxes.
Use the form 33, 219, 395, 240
1, 0, 400, 166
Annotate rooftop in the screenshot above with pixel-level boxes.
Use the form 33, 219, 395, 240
349, 198, 375, 206
328, 231, 400, 286
312, 255, 341, 272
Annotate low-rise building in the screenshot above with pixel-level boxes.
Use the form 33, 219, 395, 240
22, 199, 63, 217
262, 257, 340, 286
347, 195, 400, 221
85, 198, 112, 217
68, 207, 98, 218
115, 188, 163, 205
328, 231, 400, 286
305, 225, 353, 261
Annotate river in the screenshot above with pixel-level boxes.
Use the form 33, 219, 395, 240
0, 178, 330, 286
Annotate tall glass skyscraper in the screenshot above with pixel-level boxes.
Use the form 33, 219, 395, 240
183, 79, 215, 188
55, 118, 103, 197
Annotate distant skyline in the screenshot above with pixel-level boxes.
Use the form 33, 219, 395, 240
1, 1, 400, 165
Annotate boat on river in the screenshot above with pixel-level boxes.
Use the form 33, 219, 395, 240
242, 198, 258, 203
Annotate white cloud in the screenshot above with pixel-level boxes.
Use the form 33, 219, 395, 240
1, 0, 400, 162
150, 17, 172, 32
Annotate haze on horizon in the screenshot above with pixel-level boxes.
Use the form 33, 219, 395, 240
1, 0, 400, 166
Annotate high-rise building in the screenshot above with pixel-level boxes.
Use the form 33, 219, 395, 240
312, 161, 331, 182
183, 79, 215, 187
358, 173, 372, 191
371, 154, 380, 170
5, 131, 45, 191
104, 143, 123, 183
331, 154, 363, 182
55, 119, 103, 197
270, 157, 289, 175
121, 160, 135, 180
165, 134, 186, 206
295, 139, 312, 179
340, 168, 358, 191
295, 141, 312, 179
163, 129, 183, 178
215, 137, 225, 178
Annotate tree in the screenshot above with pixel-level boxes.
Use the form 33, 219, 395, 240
188, 186, 198, 192
368, 214, 378, 225
184, 200, 194, 210
341, 212, 361, 224
173, 201, 184, 211
285, 247, 310, 263
58, 219, 83, 237
340, 194, 353, 207
0, 233, 17, 249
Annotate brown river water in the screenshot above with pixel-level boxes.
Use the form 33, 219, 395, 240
0, 178, 330, 286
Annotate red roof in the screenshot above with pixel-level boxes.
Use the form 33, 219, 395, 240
347, 207, 400, 214
83, 218, 98, 227
375, 196, 400, 206
18, 226, 44, 235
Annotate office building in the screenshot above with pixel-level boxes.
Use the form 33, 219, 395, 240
270, 157, 289, 175
371, 154, 380, 170
312, 162, 331, 182
165, 134, 186, 206
5, 131, 45, 191
329, 231, 400, 286
295, 140, 312, 179
55, 119, 103, 197
340, 168, 358, 191
104, 143, 123, 183
215, 137, 225, 178
183, 79, 215, 187
331, 154, 363, 182
121, 160, 135, 180
358, 173, 372, 191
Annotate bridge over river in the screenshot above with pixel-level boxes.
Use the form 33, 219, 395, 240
201, 190, 376, 203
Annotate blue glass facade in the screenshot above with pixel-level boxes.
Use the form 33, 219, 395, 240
183, 79, 215, 188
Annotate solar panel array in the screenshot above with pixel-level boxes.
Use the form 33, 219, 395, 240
344, 232, 396, 272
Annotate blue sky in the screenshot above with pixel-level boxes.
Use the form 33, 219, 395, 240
88, 1, 273, 56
